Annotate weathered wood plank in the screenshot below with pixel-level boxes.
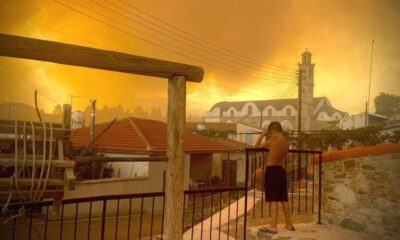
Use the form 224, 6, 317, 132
74, 156, 168, 163
0, 159, 75, 168
0, 34, 204, 82
0, 122, 69, 137
0, 178, 64, 187
164, 75, 186, 240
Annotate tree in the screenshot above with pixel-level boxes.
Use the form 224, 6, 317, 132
52, 104, 63, 114
374, 92, 400, 117
133, 105, 148, 118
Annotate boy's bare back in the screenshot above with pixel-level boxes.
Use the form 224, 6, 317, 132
266, 133, 289, 166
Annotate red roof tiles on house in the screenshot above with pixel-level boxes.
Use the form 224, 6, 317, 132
70, 117, 241, 155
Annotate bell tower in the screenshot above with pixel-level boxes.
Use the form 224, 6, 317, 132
297, 49, 315, 131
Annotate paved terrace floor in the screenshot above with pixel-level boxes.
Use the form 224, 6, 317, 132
184, 190, 373, 240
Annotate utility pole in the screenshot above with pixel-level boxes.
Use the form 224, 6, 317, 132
367, 39, 375, 127
297, 70, 303, 148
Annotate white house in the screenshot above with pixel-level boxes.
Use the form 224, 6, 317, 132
203, 50, 348, 131
340, 112, 388, 130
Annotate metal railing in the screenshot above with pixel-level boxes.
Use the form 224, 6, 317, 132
1, 192, 165, 240
245, 148, 322, 223
183, 187, 248, 240
1, 148, 322, 239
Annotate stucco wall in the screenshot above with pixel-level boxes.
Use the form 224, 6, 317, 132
318, 153, 400, 239
61, 161, 168, 218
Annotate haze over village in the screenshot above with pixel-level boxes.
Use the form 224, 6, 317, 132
0, 1, 399, 240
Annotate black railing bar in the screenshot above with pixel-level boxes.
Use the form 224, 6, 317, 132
318, 152, 322, 224
150, 196, 155, 240
312, 153, 315, 214
209, 192, 213, 240
252, 152, 256, 218
184, 187, 246, 194
74, 202, 78, 240
227, 190, 231, 237
1, 192, 166, 208
200, 191, 205, 240
218, 192, 222, 240
139, 197, 144, 239
235, 190, 239, 239
60, 204, 64, 240
291, 152, 294, 214
245, 148, 323, 154
161, 196, 165, 240
100, 200, 107, 240
127, 198, 132, 240
261, 152, 265, 218
62, 192, 165, 204
88, 201, 92, 240
243, 149, 249, 239
191, 193, 196, 240
305, 152, 308, 214
298, 152, 301, 215
115, 199, 120, 240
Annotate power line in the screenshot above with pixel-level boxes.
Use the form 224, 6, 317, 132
0, 64, 62, 106
117, 0, 295, 72
54, 0, 296, 84
66, 0, 296, 81
91, 0, 296, 77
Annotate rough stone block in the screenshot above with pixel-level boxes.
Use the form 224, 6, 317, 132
344, 159, 355, 170
340, 218, 366, 232
334, 173, 346, 178
362, 164, 375, 170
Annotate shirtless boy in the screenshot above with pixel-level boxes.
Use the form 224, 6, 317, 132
254, 121, 295, 233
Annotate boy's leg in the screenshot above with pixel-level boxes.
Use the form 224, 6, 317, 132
280, 201, 292, 226
269, 201, 279, 229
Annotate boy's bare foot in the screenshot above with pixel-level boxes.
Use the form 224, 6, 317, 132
259, 226, 277, 234
285, 224, 296, 231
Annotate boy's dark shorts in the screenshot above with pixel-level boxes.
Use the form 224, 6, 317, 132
264, 166, 288, 202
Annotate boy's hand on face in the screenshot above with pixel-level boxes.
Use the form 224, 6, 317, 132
262, 128, 269, 136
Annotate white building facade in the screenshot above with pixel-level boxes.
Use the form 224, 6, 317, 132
203, 50, 348, 131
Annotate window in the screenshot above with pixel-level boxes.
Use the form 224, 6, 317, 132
267, 109, 272, 116
230, 110, 234, 117
248, 105, 253, 115
286, 108, 292, 117
245, 134, 253, 144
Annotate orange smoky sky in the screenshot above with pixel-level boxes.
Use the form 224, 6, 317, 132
0, 0, 399, 117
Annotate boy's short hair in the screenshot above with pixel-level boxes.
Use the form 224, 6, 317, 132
267, 121, 283, 133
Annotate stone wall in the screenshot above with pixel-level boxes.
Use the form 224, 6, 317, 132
318, 153, 400, 239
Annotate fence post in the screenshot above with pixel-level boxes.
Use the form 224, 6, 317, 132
243, 149, 249, 239
101, 200, 107, 240
318, 152, 322, 224
164, 75, 186, 240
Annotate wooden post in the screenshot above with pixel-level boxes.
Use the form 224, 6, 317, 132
164, 75, 186, 240
62, 104, 72, 130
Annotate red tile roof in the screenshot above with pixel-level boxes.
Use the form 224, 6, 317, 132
70, 117, 241, 155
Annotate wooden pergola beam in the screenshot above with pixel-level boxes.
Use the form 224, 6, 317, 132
0, 159, 75, 168
74, 156, 168, 163
0, 33, 204, 82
